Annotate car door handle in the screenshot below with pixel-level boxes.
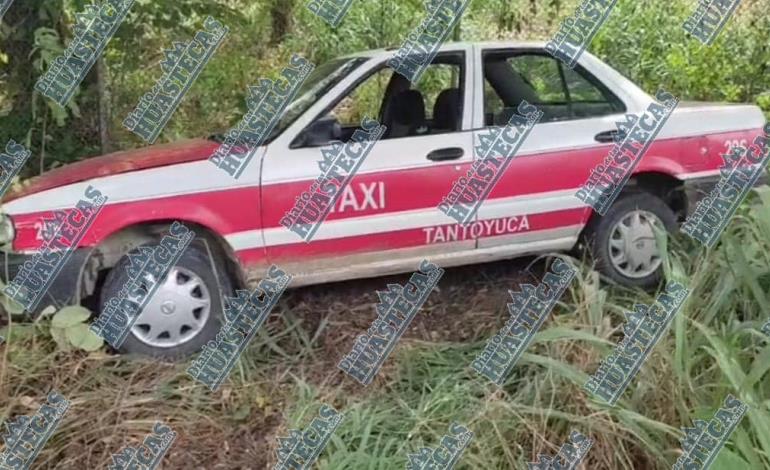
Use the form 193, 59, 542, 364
427, 147, 464, 161
595, 130, 622, 143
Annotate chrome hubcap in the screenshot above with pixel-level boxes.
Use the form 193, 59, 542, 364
131, 267, 211, 348
608, 210, 664, 279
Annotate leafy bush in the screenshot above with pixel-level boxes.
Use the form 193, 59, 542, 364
1, 0, 767, 173
49, 305, 103, 352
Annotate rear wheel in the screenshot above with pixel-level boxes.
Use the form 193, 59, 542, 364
97, 240, 233, 360
585, 192, 678, 289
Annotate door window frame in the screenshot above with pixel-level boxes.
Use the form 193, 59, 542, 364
472, 46, 627, 130
287, 46, 475, 149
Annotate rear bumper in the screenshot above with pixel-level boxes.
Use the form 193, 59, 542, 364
0, 248, 90, 317
682, 171, 769, 217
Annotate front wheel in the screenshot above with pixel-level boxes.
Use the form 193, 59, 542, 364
584, 192, 678, 289
97, 240, 233, 360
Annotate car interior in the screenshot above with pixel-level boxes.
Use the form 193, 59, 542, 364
483, 51, 625, 126
297, 50, 625, 148
377, 54, 465, 139
298, 53, 466, 145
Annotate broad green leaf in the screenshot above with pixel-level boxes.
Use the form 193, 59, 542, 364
65, 323, 103, 352
77, 329, 104, 352
49, 327, 71, 352
51, 305, 91, 329
2, 295, 26, 315
64, 324, 88, 347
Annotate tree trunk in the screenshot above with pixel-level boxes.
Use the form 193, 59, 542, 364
269, 0, 295, 45
97, 58, 111, 155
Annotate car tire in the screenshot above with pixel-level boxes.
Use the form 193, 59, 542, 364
97, 239, 233, 360
584, 191, 678, 289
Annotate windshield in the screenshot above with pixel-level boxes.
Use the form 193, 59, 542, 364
208, 57, 367, 146
268, 57, 367, 142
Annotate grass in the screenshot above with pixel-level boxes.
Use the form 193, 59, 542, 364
1, 189, 770, 469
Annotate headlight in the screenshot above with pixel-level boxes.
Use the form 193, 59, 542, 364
0, 213, 15, 246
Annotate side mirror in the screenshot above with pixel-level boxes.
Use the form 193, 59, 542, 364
295, 115, 342, 147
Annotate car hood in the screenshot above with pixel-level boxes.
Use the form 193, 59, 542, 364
5, 138, 220, 202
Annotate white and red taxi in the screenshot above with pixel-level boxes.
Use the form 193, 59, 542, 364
1, 42, 765, 357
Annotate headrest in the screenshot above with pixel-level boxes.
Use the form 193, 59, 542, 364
433, 88, 462, 131
392, 90, 426, 126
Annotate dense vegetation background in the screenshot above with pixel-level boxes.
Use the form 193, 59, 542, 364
0, 1, 769, 469
0, 0, 767, 173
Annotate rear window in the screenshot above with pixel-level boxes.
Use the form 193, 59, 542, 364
482, 51, 625, 126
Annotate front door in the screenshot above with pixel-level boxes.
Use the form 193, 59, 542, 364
260, 48, 477, 284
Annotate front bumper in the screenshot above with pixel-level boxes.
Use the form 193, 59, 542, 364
0, 248, 91, 317
682, 172, 769, 217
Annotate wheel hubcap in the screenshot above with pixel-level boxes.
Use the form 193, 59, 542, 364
131, 266, 211, 348
160, 301, 176, 315
608, 210, 664, 279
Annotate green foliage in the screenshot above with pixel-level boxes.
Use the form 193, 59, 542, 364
1, 187, 770, 466
291, 189, 770, 469
0, 4, 767, 464
589, 0, 770, 107
0, 0, 767, 170
0, 277, 25, 315
50, 305, 103, 352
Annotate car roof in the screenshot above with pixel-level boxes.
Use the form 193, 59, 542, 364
340, 41, 549, 60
